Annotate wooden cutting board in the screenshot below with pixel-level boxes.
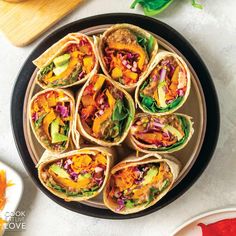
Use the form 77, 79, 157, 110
0, 0, 83, 47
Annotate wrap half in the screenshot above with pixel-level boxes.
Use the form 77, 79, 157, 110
38, 147, 114, 202
103, 153, 180, 214
33, 33, 98, 89
127, 113, 194, 153
135, 51, 191, 115
74, 74, 135, 147
29, 89, 75, 153
96, 24, 158, 91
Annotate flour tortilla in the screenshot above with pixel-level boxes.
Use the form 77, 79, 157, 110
33, 33, 99, 89
96, 23, 158, 92
135, 51, 191, 115
28, 88, 75, 153
38, 147, 115, 202
73, 74, 135, 147
126, 113, 194, 154
103, 153, 181, 214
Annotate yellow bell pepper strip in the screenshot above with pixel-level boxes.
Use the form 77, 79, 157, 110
106, 90, 116, 108
95, 153, 107, 166
82, 56, 94, 74
123, 70, 138, 81
42, 109, 56, 139
93, 75, 106, 91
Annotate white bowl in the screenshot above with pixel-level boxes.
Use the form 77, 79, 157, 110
0, 161, 23, 235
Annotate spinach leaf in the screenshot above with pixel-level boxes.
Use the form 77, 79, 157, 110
66, 191, 83, 197
47, 182, 66, 193
131, 0, 202, 16
131, 0, 174, 16
140, 91, 183, 113
137, 35, 154, 56
148, 116, 190, 152
35, 113, 47, 128
192, 0, 203, 9
146, 187, 159, 206
112, 100, 128, 122
137, 35, 148, 50
40, 62, 54, 76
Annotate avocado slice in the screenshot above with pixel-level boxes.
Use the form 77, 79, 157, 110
49, 164, 70, 178
52, 133, 68, 143
157, 81, 167, 108
53, 62, 69, 76
53, 53, 70, 67
143, 167, 158, 185
164, 125, 184, 141
51, 119, 68, 143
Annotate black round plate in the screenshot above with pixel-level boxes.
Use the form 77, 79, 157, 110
11, 13, 220, 219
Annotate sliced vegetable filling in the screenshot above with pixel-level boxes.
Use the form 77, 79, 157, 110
139, 55, 187, 113
31, 90, 72, 152
108, 162, 173, 211
103, 28, 154, 86
79, 75, 133, 142
37, 36, 95, 87
41, 152, 107, 197
131, 114, 190, 151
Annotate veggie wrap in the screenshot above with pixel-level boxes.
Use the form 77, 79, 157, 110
135, 51, 191, 115
96, 24, 158, 91
74, 74, 135, 147
29, 89, 75, 153
103, 153, 180, 214
128, 113, 194, 153
38, 147, 115, 202
33, 33, 98, 89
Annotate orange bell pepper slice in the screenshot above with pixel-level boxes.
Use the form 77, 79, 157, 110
42, 109, 56, 139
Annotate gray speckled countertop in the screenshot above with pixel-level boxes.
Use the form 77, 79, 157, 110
1, 0, 236, 235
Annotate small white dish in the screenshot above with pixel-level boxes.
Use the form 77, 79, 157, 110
0, 161, 23, 235
171, 207, 236, 236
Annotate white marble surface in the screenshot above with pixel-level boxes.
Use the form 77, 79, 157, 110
1, 0, 236, 235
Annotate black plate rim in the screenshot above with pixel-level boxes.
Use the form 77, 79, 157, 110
11, 13, 220, 219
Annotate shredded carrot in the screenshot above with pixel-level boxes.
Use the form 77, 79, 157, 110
0, 217, 7, 232
0, 170, 7, 211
